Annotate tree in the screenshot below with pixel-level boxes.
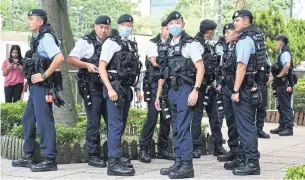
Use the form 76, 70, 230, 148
236, 0, 246, 10
41, 0, 78, 125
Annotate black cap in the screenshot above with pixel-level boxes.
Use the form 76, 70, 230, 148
166, 11, 183, 24
28, 9, 47, 17
95, 15, 111, 25
117, 14, 133, 24
161, 21, 167, 27
276, 35, 289, 45
232, 9, 253, 22
200, 19, 217, 31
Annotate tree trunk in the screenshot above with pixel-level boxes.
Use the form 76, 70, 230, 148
41, 0, 78, 125
236, 0, 246, 10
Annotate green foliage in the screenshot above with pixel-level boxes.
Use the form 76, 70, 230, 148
0, 101, 26, 135
294, 78, 305, 113
284, 164, 305, 180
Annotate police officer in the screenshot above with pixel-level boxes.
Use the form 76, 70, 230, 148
12, 9, 64, 172
67, 15, 111, 168
155, 11, 204, 179
270, 35, 294, 136
229, 10, 267, 175
138, 21, 172, 163
98, 14, 142, 176
192, 19, 227, 158
217, 23, 240, 163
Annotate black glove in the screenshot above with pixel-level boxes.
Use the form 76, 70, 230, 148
48, 88, 65, 108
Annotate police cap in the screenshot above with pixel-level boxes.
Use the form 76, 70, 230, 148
223, 23, 235, 34
28, 9, 47, 17
232, 9, 253, 22
95, 15, 111, 25
166, 11, 183, 24
200, 19, 217, 31
117, 14, 133, 24
161, 20, 167, 27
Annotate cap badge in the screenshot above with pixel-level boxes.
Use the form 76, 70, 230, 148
176, 13, 179, 18
129, 17, 132, 21
235, 12, 239, 16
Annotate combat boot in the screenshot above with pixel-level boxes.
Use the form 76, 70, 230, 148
233, 159, 260, 175
270, 127, 283, 134
224, 156, 245, 170
214, 143, 228, 156
257, 129, 270, 139
120, 157, 133, 168
279, 128, 293, 136
107, 158, 135, 176
30, 158, 57, 172
88, 155, 107, 168
168, 160, 194, 179
193, 146, 202, 158
160, 158, 182, 175
139, 149, 151, 163
157, 148, 173, 160
218, 148, 237, 162
12, 153, 33, 168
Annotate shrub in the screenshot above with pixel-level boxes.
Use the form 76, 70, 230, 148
284, 164, 305, 180
294, 78, 305, 113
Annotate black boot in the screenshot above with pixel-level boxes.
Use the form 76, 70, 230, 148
157, 148, 173, 160
217, 149, 237, 162
224, 157, 245, 170
160, 158, 182, 175
214, 144, 228, 156
257, 129, 270, 139
107, 158, 135, 176
12, 153, 33, 168
120, 157, 133, 168
30, 158, 57, 172
233, 159, 260, 175
139, 149, 151, 163
193, 146, 201, 158
279, 128, 293, 136
88, 156, 107, 168
168, 160, 194, 179
270, 127, 283, 134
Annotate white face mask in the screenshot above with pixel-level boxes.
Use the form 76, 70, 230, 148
119, 26, 132, 38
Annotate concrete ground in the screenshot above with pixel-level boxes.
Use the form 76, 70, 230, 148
1, 122, 305, 179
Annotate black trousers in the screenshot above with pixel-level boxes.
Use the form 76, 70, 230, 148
254, 85, 267, 130
4, 83, 23, 103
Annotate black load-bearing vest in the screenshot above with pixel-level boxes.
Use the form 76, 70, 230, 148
222, 43, 237, 76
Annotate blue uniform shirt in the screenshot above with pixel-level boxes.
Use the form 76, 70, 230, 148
236, 36, 255, 65
278, 51, 292, 66
36, 33, 61, 60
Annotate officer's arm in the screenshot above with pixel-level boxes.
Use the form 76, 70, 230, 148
194, 60, 204, 88
156, 79, 165, 99
277, 52, 291, 77
67, 56, 89, 69
191, 42, 205, 88
99, 61, 114, 92
233, 63, 247, 91
44, 53, 64, 78
67, 39, 90, 69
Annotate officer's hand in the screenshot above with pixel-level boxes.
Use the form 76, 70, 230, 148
155, 98, 161, 111
136, 90, 143, 103
231, 93, 240, 103
108, 88, 118, 101
188, 90, 198, 106
31, 73, 44, 84
149, 57, 159, 67
217, 84, 222, 92
87, 63, 98, 73
267, 75, 274, 85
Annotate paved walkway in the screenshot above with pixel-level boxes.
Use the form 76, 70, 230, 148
1, 122, 305, 179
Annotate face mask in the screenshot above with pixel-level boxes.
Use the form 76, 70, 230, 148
119, 26, 132, 38
168, 24, 182, 36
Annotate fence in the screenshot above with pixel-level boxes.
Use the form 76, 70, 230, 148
1, 133, 217, 164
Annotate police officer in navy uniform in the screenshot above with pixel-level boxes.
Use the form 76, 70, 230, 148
12, 9, 64, 172
229, 9, 268, 175
98, 14, 142, 176
155, 11, 204, 179
270, 35, 294, 136
67, 15, 111, 168
192, 19, 227, 158
217, 23, 240, 163
138, 20, 172, 163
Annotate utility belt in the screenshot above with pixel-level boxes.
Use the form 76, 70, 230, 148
108, 72, 136, 87
274, 76, 288, 86
166, 76, 192, 90
222, 75, 235, 90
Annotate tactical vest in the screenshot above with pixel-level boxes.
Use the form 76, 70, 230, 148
23, 24, 60, 84
145, 34, 169, 83
166, 31, 196, 84
79, 30, 102, 72
222, 43, 237, 76
238, 26, 269, 73
107, 35, 141, 86
276, 46, 293, 71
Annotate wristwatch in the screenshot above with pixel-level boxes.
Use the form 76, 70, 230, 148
194, 87, 200, 92
233, 90, 239, 94
134, 87, 141, 92
41, 73, 47, 80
